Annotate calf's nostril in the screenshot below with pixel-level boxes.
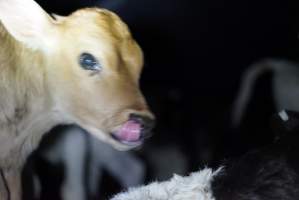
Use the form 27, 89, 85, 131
129, 113, 144, 124
129, 113, 156, 132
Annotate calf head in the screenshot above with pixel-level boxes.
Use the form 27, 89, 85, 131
0, 0, 155, 150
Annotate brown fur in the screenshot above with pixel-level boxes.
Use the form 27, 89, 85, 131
0, 0, 153, 199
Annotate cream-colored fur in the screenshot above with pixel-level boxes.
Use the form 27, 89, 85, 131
0, 0, 153, 199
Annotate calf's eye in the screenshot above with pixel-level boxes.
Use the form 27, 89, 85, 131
79, 53, 101, 71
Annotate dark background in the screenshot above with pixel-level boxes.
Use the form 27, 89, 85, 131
29, 0, 299, 198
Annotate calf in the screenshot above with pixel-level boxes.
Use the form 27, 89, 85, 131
232, 58, 299, 127
0, 0, 154, 199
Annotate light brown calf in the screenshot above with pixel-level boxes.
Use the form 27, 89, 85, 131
0, 0, 155, 199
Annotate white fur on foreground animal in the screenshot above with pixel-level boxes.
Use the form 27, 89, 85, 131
0, 0, 154, 199
111, 168, 221, 200
232, 59, 299, 126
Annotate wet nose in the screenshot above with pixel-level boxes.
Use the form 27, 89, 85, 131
129, 113, 156, 138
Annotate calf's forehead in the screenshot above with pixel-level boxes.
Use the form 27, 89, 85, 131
53, 8, 143, 71
63, 9, 131, 42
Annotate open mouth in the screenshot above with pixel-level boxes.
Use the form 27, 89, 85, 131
111, 120, 145, 147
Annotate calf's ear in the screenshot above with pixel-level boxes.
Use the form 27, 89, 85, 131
0, 0, 55, 50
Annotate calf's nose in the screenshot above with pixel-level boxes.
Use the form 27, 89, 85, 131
129, 113, 156, 139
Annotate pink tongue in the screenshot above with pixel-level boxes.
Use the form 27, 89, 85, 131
115, 121, 142, 142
